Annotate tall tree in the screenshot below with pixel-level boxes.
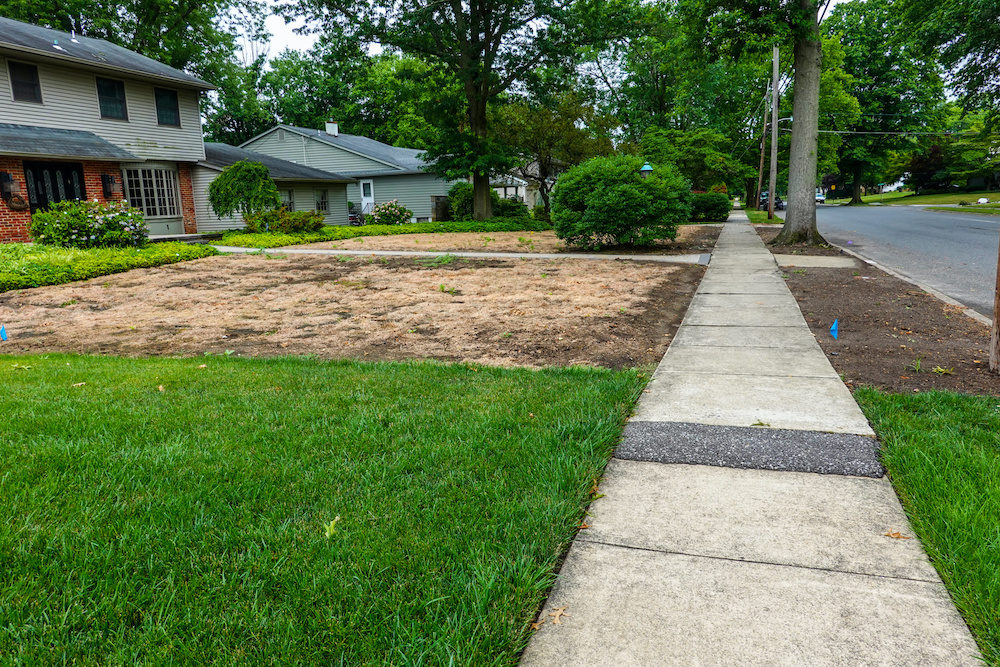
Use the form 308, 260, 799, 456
824, 0, 945, 204
680, 0, 828, 244
281, 0, 633, 219
493, 92, 615, 214
901, 0, 1000, 117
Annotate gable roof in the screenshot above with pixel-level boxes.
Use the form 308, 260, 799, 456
200, 143, 355, 183
243, 125, 431, 176
0, 17, 213, 90
0, 123, 139, 161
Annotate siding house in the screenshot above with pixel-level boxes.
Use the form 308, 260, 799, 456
0, 16, 213, 241
193, 143, 356, 231
240, 123, 453, 222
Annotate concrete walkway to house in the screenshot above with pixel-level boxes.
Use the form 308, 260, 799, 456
520, 212, 982, 666
211, 245, 711, 265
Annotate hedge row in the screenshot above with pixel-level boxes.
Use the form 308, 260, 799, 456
0, 242, 219, 293
218, 217, 551, 248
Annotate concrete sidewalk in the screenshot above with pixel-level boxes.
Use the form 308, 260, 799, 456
520, 213, 982, 665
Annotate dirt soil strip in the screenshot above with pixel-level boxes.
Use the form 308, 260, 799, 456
0, 254, 706, 370
756, 225, 1000, 396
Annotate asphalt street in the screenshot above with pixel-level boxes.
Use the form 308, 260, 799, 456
773, 204, 999, 317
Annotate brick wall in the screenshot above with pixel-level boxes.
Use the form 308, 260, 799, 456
178, 163, 196, 233
0, 158, 126, 244
82, 161, 126, 204
0, 157, 31, 243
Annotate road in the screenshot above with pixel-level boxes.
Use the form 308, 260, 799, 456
773, 205, 999, 318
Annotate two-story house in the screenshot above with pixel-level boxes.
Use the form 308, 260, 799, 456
241, 123, 455, 223
0, 17, 213, 242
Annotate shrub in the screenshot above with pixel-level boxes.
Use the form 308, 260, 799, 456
552, 155, 692, 249
244, 208, 325, 234
690, 192, 732, 222
532, 205, 550, 223
30, 200, 147, 249
448, 182, 523, 220
366, 200, 413, 225
494, 197, 529, 218
709, 183, 729, 195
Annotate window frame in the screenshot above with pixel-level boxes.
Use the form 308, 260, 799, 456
314, 188, 329, 213
96, 76, 129, 121
153, 87, 181, 127
279, 189, 295, 211
8, 60, 42, 103
123, 167, 179, 219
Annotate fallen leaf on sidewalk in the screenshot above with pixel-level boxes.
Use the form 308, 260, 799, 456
884, 531, 912, 539
579, 522, 590, 530
530, 621, 544, 631
548, 607, 570, 625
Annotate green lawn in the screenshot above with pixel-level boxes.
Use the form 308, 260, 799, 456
0, 354, 644, 665
0, 242, 218, 292
925, 204, 1000, 215
853, 190, 999, 205
857, 388, 1000, 664
744, 209, 782, 225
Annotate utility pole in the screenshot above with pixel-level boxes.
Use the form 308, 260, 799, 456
768, 44, 780, 220
755, 101, 768, 211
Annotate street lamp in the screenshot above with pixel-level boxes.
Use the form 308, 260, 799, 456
639, 163, 653, 179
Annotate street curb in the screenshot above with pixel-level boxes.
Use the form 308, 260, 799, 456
832, 244, 993, 327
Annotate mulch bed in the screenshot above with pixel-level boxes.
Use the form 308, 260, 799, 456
756, 226, 1000, 396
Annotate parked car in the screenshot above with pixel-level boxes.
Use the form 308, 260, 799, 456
759, 194, 785, 210
816, 188, 826, 203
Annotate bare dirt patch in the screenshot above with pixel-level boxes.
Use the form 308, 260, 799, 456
0, 254, 705, 369
756, 225, 1000, 395
285, 225, 721, 255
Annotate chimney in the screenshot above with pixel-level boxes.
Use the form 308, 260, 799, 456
325, 120, 339, 137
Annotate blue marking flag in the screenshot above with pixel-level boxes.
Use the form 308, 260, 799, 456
830, 319, 839, 340
0, 325, 6, 341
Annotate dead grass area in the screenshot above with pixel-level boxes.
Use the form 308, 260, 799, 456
284, 225, 720, 255
0, 253, 705, 369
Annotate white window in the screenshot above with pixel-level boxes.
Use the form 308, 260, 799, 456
315, 189, 328, 212
279, 189, 294, 211
124, 168, 178, 217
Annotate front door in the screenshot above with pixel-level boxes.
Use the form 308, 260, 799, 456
360, 180, 374, 213
22, 161, 86, 213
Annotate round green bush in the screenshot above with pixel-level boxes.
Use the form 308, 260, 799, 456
494, 197, 529, 218
690, 192, 732, 222
29, 200, 147, 248
552, 156, 692, 249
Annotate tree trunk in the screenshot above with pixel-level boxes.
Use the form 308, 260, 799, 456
468, 86, 493, 221
991, 226, 1000, 372
850, 164, 864, 204
774, 0, 826, 245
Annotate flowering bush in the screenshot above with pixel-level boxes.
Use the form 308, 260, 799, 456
30, 200, 147, 249
366, 200, 413, 225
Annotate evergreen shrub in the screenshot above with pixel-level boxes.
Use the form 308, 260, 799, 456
690, 192, 732, 222
552, 156, 692, 249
